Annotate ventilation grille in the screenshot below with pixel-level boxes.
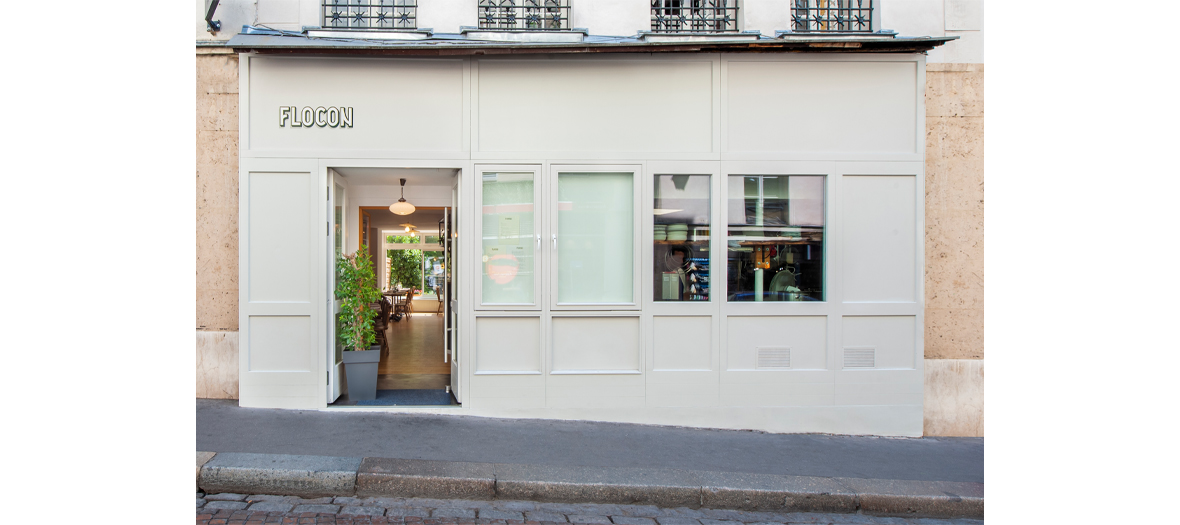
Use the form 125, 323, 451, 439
843, 347, 875, 369
756, 347, 791, 369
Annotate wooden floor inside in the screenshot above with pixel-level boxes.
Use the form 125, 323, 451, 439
378, 311, 449, 390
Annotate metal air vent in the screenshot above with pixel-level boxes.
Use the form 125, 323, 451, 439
756, 347, 791, 369
843, 347, 875, 368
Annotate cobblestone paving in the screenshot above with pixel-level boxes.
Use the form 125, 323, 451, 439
196, 493, 982, 525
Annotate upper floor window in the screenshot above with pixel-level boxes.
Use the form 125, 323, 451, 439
790, 0, 874, 33
322, 0, 418, 30
478, 0, 572, 31
651, 0, 739, 34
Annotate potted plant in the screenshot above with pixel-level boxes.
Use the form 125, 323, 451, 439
337, 245, 383, 401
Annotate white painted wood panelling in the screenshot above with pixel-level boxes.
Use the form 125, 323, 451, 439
476, 59, 713, 154
842, 316, 917, 370
247, 316, 314, 371
247, 172, 313, 302
725, 316, 827, 370
247, 57, 465, 154
725, 61, 917, 154
842, 175, 917, 302
475, 317, 541, 373
546, 373, 645, 408
551, 316, 641, 372
238, 162, 325, 409
652, 317, 712, 371
234, 54, 929, 436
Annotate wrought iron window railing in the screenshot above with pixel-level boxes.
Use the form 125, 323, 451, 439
322, 0, 417, 30
478, 0, 572, 31
790, 0, 873, 33
650, 0, 739, 34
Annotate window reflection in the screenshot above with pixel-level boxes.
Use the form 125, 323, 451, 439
727, 175, 824, 302
654, 174, 710, 301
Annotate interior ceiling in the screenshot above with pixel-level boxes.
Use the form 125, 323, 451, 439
368, 206, 446, 234
333, 167, 457, 187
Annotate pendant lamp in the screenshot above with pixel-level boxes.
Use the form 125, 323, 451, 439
389, 178, 416, 215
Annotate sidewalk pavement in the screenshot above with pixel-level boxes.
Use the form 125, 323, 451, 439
196, 399, 983, 520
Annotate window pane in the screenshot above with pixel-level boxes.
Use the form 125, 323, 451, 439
654, 174, 710, 301
423, 251, 444, 298
726, 175, 824, 302
558, 172, 634, 304
482, 172, 535, 304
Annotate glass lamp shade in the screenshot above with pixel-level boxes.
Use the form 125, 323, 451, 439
389, 200, 416, 215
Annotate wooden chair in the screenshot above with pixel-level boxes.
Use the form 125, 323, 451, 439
402, 292, 414, 319
434, 286, 444, 314
368, 301, 390, 356
376, 298, 392, 356
390, 291, 409, 322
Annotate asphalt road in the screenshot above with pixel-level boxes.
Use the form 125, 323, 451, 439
196, 399, 983, 484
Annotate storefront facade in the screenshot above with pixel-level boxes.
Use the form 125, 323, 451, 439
232, 46, 940, 435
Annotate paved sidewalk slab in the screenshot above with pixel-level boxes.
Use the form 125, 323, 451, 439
197, 452, 984, 519
700, 471, 857, 514
837, 478, 984, 519
199, 452, 362, 497
357, 457, 496, 500
197, 399, 983, 484
495, 464, 701, 508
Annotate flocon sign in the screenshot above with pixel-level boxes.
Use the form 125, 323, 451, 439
280, 106, 354, 128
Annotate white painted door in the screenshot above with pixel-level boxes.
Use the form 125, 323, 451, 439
327, 171, 347, 403
238, 159, 327, 409
449, 180, 461, 400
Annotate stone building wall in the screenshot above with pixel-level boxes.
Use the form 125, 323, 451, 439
923, 63, 984, 437
196, 46, 240, 399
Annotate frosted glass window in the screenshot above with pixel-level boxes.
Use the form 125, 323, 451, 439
481, 172, 535, 304
558, 172, 634, 304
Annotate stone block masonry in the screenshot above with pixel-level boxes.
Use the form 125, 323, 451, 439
196, 45, 240, 400
923, 63, 984, 437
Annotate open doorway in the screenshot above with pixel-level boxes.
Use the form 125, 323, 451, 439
329, 168, 460, 407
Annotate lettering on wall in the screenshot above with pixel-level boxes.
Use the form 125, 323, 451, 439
279, 106, 354, 128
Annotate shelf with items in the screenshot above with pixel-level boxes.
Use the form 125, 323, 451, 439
653, 242, 710, 302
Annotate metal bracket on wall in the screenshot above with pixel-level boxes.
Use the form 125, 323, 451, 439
205, 0, 222, 33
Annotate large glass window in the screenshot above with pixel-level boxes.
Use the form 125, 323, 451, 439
481, 172, 535, 304
726, 175, 824, 302
557, 172, 634, 304
653, 174, 710, 301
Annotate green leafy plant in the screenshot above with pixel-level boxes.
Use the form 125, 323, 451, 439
387, 234, 424, 291
335, 245, 382, 351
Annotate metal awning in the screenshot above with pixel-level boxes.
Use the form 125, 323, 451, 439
226, 26, 956, 56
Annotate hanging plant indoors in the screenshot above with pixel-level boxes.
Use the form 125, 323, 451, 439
336, 245, 383, 401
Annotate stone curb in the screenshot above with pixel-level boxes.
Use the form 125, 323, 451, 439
196, 452, 983, 520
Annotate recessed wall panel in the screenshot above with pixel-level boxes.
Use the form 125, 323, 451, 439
552, 317, 641, 372
726, 316, 827, 370
842, 175, 917, 302
653, 317, 712, 371
248, 171, 311, 302
842, 316, 916, 370
476, 317, 541, 373
726, 61, 917, 154
249, 57, 464, 152
478, 60, 712, 153
248, 316, 313, 372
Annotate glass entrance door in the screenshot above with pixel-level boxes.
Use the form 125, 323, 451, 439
327, 173, 346, 403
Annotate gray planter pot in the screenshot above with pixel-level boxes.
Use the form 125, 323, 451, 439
342, 346, 381, 401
